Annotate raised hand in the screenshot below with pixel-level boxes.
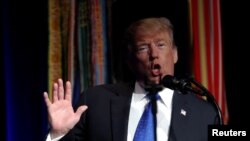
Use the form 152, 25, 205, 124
43, 79, 88, 139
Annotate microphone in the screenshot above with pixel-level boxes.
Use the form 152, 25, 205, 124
161, 75, 202, 94
161, 75, 223, 124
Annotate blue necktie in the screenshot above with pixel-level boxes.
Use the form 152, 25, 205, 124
133, 93, 160, 141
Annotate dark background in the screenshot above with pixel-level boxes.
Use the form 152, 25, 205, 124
2, 0, 249, 140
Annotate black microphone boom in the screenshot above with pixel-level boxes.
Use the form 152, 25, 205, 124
161, 75, 223, 125
161, 75, 203, 95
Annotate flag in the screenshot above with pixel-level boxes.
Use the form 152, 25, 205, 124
189, 0, 229, 124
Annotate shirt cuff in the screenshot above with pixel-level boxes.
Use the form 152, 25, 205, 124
45, 133, 64, 141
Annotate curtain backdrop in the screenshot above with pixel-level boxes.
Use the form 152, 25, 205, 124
48, 0, 113, 104
3, 0, 48, 140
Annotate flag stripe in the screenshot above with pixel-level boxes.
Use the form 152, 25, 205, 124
68, 0, 75, 83
198, 0, 208, 88
204, 0, 212, 92
191, 0, 201, 82
48, 0, 62, 98
209, 0, 215, 96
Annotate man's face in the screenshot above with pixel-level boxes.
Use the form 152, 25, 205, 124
131, 31, 178, 85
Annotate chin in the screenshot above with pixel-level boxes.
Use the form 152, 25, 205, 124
148, 77, 160, 84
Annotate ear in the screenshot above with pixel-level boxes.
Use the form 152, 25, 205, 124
173, 47, 178, 63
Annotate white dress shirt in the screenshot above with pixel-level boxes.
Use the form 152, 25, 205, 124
46, 82, 174, 141
127, 82, 174, 141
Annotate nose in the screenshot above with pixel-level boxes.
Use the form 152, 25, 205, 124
149, 43, 159, 60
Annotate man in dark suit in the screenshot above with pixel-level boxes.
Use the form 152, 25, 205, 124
44, 17, 219, 141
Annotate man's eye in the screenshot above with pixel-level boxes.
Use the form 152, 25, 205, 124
157, 43, 166, 48
137, 45, 149, 53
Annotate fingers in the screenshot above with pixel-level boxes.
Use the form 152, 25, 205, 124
43, 92, 52, 107
52, 83, 58, 103
51, 78, 72, 103
75, 105, 88, 117
58, 79, 64, 100
65, 81, 72, 101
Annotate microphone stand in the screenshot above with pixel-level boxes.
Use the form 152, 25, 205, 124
187, 77, 223, 125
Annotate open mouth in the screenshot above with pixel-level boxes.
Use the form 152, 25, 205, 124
151, 64, 161, 76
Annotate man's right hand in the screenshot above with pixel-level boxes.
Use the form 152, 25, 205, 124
43, 79, 88, 139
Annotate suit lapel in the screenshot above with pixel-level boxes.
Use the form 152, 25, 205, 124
168, 91, 190, 141
109, 83, 134, 141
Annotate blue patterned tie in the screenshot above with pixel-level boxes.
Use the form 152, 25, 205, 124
133, 93, 160, 141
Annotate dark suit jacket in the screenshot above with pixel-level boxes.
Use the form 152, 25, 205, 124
60, 82, 219, 141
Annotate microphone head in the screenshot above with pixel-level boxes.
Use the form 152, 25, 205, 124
161, 75, 177, 90
161, 75, 192, 94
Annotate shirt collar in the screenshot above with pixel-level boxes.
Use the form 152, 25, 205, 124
133, 81, 147, 102
133, 81, 174, 108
